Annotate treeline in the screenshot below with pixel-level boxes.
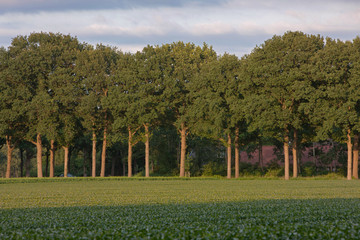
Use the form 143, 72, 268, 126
1, 31, 360, 180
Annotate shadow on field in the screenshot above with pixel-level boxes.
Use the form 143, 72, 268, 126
1, 198, 360, 239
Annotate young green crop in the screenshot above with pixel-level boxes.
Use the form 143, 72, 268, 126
1, 179, 360, 239
1, 199, 360, 239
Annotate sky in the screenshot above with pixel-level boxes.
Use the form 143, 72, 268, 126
0, 0, 359, 57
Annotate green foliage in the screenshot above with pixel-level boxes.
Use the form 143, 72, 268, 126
2, 31, 360, 178
202, 161, 226, 176
2, 199, 360, 239
302, 162, 317, 176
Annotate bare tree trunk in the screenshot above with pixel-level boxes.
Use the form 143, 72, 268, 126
128, 127, 133, 177
145, 124, 150, 177
111, 155, 115, 176
180, 122, 187, 177
101, 127, 107, 177
63, 146, 69, 177
284, 132, 290, 180
293, 130, 298, 178
25, 150, 31, 177
122, 157, 126, 176
92, 131, 96, 177
45, 149, 49, 177
49, 140, 55, 178
83, 147, 88, 177
235, 127, 239, 178
6, 136, 15, 178
226, 133, 232, 179
353, 134, 359, 179
347, 129, 353, 180
36, 133, 43, 178
259, 138, 263, 170
20, 146, 24, 178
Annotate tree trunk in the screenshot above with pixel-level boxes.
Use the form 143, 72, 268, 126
45, 149, 49, 177
293, 130, 298, 178
101, 127, 107, 177
36, 133, 43, 178
128, 127, 133, 177
83, 147, 88, 177
179, 122, 187, 177
235, 127, 240, 178
25, 150, 31, 177
259, 138, 263, 170
347, 129, 352, 180
111, 155, 115, 176
353, 134, 359, 179
20, 147, 24, 178
123, 157, 126, 176
6, 136, 15, 178
49, 140, 55, 178
92, 131, 96, 177
284, 133, 290, 180
63, 146, 69, 177
144, 124, 150, 177
227, 133, 232, 179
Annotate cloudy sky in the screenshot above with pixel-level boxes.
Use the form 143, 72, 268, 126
0, 0, 359, 56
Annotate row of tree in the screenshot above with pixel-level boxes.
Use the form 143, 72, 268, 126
1, 31, 359, 180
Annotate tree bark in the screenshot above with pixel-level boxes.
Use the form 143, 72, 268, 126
353, 134, 359, 179
20, 147, 24, 178
100, 127, 107, 177
293, 130, 298, 178
111, 155, 115, 176
83, 147, 88, 177
347, 129, 353, 180
25, 150, 31, 177
128, 127, 133, 177
92, 131, 96, 177
145, 124, 150, 177
45, 150, 49, 177
235, 127, 240, 178
259, 138, 263, 170
123, 156, 126, 176
179, 122, 187, 177
227, 133, 232, 179
284, 132, 290, 180
49, 140, 55, 178
36, 133, 43, 178
6, 136, 15, 178
63, 146, 69, 177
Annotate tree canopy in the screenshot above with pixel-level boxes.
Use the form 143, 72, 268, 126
1, 31, 360, 180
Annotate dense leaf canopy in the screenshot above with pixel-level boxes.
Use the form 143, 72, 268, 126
1, 31, 360, 179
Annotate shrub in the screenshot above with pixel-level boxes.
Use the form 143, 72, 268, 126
202, 162, 226, 176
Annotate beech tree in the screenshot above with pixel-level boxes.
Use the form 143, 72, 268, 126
0, 47, 25, 178
351, 37, 360, 179
242, 31, 324, 180
309, 38, 358, 180
76, 44, 118, 177
7, 34, 51, 178
162, 42, 217, 177
136, 46, 166, 177
107, 52, 142, 177
190, 53, 241, 178
47, 35, 83, 177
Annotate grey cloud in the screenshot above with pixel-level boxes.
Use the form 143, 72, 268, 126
78, 31, 272, 57
0, 0, 226, 14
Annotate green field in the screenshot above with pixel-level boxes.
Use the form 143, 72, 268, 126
1, 178, 360, 239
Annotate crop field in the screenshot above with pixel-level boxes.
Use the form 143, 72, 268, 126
1, 178, 360, 239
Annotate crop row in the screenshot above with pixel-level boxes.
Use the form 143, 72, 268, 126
1, 199, 360, 239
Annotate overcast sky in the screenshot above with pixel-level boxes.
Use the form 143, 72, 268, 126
0, 0, 359, 56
